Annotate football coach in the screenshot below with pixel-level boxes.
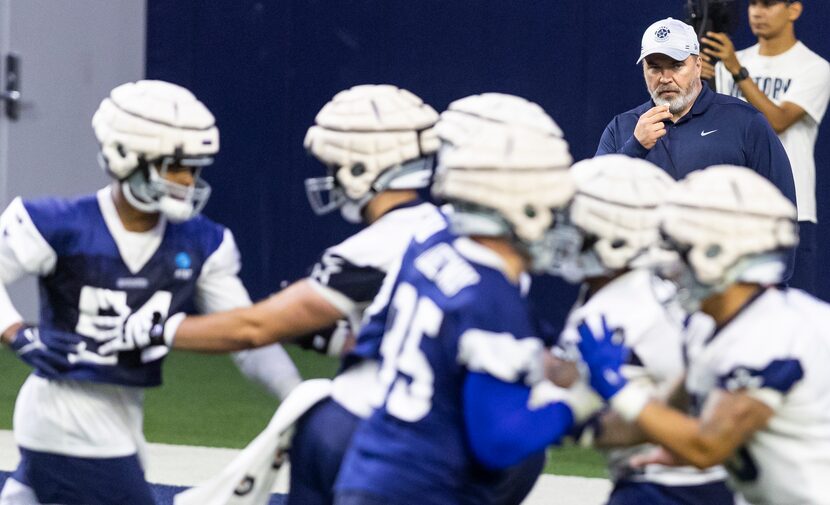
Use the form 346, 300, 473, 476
596, 17, 796, 278
596, 17, 794, 199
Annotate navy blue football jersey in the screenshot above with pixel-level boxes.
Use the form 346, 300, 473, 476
336, 226, 545, 505
11, 192, 226, 387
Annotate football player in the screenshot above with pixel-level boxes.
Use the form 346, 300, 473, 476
577, 165, 830, 505
0, 80, 300, 504
103, 84, 446, 505
552, 155, 734, 505
333, 93, 600, 505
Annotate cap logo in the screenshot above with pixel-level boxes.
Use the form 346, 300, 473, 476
654, 26, 671, 43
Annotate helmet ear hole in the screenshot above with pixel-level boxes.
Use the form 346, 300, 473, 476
350, 163, 367, 177
610, 238, 626, 249
116, 143, 127, 158
705, 244, 722, 258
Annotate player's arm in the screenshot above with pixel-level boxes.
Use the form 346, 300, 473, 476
460, 328, 601, 470
630, 389, 772, 469
591, 409, 647, 448
106, 231, 363, 354
592, 371, 693, 449
172, 279, 344, 351
185, 229, 347, 351
0, 198, 80, 374
702, 32, 806, 133
0, 291, 24, 346
577, 320, 780, 468
0, 197, 50, 336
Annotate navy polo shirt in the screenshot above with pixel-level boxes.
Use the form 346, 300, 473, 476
596, 83, 796, 281
596, 84, 796, 206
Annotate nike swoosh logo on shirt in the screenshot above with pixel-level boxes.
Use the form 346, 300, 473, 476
700, 130, 718, 137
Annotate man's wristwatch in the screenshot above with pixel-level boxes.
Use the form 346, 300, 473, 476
732, 66, 750, 83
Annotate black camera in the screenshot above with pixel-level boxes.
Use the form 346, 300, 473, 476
685, 0, 740, 37
686, 0, 740, 85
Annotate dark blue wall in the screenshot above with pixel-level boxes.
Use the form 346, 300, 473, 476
147, 1, 830, 322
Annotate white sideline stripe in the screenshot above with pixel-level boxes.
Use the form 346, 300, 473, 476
0, 430, 612, 505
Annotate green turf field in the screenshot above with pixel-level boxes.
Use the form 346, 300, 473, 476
0, 347, 607, 478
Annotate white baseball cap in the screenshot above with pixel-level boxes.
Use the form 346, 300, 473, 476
636, 18, 700, 64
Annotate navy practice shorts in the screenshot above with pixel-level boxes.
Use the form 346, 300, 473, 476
288, 398, 361, 505
10, 447, 154, 505
607, 480, 735, 505
489, 451, 546, 505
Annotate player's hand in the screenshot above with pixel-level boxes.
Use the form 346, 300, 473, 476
295, 320, 354, 357
9, 325, 81, 378
544, 351, 581, 388
576, 316, 629, 401
99, 311, 167, 355
633, 106, 671, 150
701, 32, 741, 76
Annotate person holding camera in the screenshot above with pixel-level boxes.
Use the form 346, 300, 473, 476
701, 0, 830, 296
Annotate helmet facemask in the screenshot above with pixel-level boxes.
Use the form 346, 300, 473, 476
655, 229, 790, 314
121, 154, 213, 223
444, 201, 580, 275
526, 220, 585, 276
305, 155, 435, 224
544, 224, 606, 283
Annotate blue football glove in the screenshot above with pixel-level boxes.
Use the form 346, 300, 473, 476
9, 325, 80, 378
576, 316, 629, 401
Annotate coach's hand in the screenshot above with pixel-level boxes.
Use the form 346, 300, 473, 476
634, 105, 671, 150
7, 325, 80, 378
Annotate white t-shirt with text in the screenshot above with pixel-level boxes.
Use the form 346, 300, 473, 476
716, 41, 830, 222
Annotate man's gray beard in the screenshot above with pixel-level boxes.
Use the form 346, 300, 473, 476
652, 90, 696, 114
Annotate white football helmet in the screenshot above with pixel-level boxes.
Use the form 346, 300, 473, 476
660, 165, 798, 311
551, 155, 676, 283
432, 93, 575, 272
92, 80, 219, 222
303, 85, 440, 223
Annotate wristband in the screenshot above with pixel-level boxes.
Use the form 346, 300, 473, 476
609, 381, 652, 422
162, 312, 187, 347
565, 380, 605, 424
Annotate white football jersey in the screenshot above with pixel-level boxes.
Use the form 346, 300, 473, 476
318, 201, 447, 418
561, 269, 727, 487
715, 42, 830, 222
685, 288, 830, 504
308, 201, 444, 332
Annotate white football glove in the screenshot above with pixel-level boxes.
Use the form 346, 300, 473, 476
99, 311, 184, 355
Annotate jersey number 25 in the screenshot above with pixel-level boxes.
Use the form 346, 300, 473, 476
376, 282, 443, 422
